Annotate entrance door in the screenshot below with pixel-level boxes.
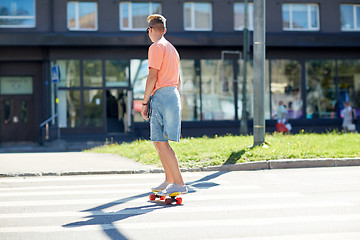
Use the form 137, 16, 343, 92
0, 96, 34, 142
0, 76, 35, 142
106, 89, 127, 133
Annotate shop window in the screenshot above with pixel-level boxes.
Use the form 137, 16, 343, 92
282, 4, 319, 31
234, 2, 254, 31
58, 90, 81, 128
105, 60, 129, 87
201, 60, 234, 120
271, 60, 302, 119
0, 0, 35, 28
120, 2, 161, 30
184, 2, 212, 31
130, 59, 148, 122
340, 4, 360, 31
338, 60, 360, 113
84, 89, 103, 127
83, 60, 102, 87
237, 60, 271, 120
67, 2, 97, 31
180, 60, 200, 121
57, 60, 80, 87
306, 60, 336, 119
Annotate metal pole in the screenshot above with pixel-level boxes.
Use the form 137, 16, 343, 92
253, 0, 265, 146
240, 0, 249, 135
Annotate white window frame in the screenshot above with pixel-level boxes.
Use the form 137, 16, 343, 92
184, 2, 213, 31
341, 4, 360, 31
119, 2, 162, 31
67, 1, 98, 31
0, 0, 36, 28
282, 3, 320, 31
234, 2, 254, 31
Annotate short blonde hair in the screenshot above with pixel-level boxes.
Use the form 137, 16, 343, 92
147, 14, 166, 32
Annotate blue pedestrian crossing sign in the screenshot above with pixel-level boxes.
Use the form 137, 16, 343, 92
51, 65, 60, 83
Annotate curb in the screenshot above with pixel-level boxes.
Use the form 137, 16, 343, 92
1, 158, 359, 178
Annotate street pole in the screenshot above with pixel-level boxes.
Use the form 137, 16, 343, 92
240, 0, 249, 135
253, 0, 265, 146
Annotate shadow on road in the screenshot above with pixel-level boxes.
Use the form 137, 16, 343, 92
62, 171, 228, 240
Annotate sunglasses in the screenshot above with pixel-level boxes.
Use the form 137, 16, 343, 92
146, 26, 153, 34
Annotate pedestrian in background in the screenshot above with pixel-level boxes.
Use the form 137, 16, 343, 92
341, 102, 356, 133
140, 14, 188, 196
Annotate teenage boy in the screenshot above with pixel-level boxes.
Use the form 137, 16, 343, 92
141, 14, 188, 196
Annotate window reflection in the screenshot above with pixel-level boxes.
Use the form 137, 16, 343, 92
306, 60, 336, 118
58, 90, 81, 128
56, 60, 80, 87
180, 60, 200, 121
338, 60, 360, 114
67, 2, 97, 30
20, 100, 28, 123
84, 60, 102, 87
271, 60, 302, 119
105, 60, 129, 87
201, 60, 234, 120
84, 90, 103, 127
238, 60, 271, 120
0, 0, 35, 27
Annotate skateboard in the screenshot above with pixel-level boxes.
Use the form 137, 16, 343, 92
149, 192, 183, 205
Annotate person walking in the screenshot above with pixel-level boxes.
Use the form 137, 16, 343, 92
341, 102, 356, 133
140, 14, 188, 196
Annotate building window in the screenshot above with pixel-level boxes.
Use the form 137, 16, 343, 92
338, 60, 360, 113
238, 60, 271, 120
180, 60, 201, 121
0, 0, 35, 28
201, 60, 234, 120
67, 2, 97, 31
306, 60, 336, 119
270, 60, 303, 119
234, 2, 254, 31
282, 4, 319, 31
105, 60, 129, 87
184, 2, 212, 31
120, 2, 161, 30
340, 4, 360, 31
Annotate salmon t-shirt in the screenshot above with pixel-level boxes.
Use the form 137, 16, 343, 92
148, 37, 180, 94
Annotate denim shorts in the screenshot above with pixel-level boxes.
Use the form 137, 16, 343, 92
150, 87, 181, 142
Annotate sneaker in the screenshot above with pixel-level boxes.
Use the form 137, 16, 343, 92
151, 181, 169, 193
157, 183, 188, 196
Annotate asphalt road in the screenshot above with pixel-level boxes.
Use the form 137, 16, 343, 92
1, 167, 360, 240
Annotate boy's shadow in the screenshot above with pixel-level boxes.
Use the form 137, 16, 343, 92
62, 171, 227, 240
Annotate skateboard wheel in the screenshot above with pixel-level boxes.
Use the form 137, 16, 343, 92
176, 197, 182, 205
165, 198, 172, 205
149, 194, 156, 201
160, 196, 166, 200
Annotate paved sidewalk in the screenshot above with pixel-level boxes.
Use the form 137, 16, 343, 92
0, 152, 159, 177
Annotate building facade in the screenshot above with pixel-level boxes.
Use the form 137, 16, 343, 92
0, 0, 359, 143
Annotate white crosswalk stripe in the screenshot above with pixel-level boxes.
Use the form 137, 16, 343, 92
1, 169, 359, 240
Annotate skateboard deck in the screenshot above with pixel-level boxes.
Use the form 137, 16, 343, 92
149, 191, 182, 205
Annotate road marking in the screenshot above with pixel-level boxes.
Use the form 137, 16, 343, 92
212, 232, 360, 240
0, 202, 353, 219
0, 214, 359, 233
0, 185, 260, 196
0, 192, 302, 207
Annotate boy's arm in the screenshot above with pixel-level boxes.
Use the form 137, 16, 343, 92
141, 67, 158, 120
177, 75, 181, 91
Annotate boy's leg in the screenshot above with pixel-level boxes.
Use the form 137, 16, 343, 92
153, 141, 173, 183
153, 141, 184, 186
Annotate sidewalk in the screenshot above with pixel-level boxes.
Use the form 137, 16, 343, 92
0, 142, 359, 177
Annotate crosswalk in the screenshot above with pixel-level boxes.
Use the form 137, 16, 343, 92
1, 168, 360, 240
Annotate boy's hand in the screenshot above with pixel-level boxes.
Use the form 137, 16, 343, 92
141, 104, 149, 120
